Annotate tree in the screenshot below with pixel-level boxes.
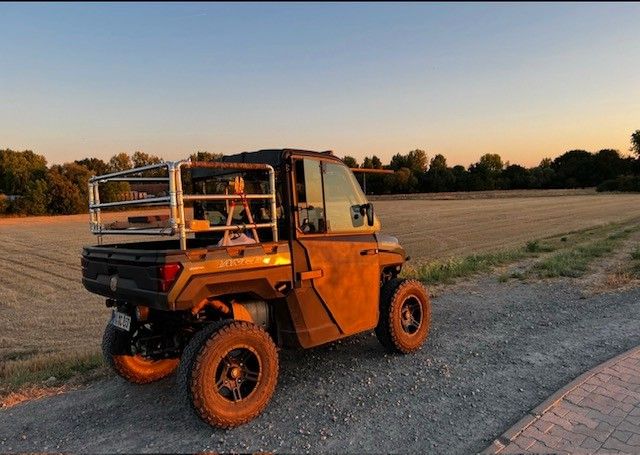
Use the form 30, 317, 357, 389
361, 155, 383, 170
478, 153, 504, 173
529, 166, 555, 189
390, 149, 428, 173
190, 151, 224, 162
46, 168, 86, 214
551, 150, 595, 187
423, 154, 454, 192
451, 165, 469, 191
502, 164, 530, 189
12, 179, 49, 215
52, 162, 93, 202
132, 151, 163, 168
630, 130, 640, 158
429, 154, 447, 171
108, 153, 133, 172
389, 167, 418, 193
389, 153, 406, 171
467, 153, 505, 190
342, 156, 358, 168
539, 157, 553, 168
592, 149, 625, 182
358, 156, 386, 193
75, 157, 109, 176
101, 182, 131, 204
0, 149, 48, 195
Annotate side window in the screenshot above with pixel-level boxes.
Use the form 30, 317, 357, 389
295, 159, 325, 233
322, 162, 368, 232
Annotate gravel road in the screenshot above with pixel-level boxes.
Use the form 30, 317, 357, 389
2, 276, 640, 454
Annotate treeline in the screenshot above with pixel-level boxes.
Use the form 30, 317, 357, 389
0, 150, 220, 216
346, 130, 640, 194
1, 131, 639, 216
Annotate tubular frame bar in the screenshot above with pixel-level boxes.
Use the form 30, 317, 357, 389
185, 222, 275, 234
90, 227, 176, 235
88, 159, 279, 250
90, 196, 171, 209
105, 177, 170, 182
90, 222, 276, 236
175, 163, 187, 250
181, 194, 273, 201
89, 162, 170, 183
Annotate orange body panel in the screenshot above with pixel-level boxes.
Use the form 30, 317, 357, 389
296, 235, 379, 335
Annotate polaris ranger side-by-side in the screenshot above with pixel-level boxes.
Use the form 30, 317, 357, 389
81, 149, 431, 428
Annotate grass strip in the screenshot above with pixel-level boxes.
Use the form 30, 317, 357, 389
0, 350, 105, 396
402, 249, 530, 284
532, 230, 633, 278
403, 220, 640, 285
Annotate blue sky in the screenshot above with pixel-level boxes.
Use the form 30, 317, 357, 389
1, 2, 639, 166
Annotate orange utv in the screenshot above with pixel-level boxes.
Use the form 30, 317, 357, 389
81, 149, 431, 428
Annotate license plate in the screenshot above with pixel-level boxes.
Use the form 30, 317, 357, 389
111, 311, 131, 331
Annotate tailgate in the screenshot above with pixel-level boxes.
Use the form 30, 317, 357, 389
81, 246, 174, 308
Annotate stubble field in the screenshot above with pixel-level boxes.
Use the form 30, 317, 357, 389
2, 190, 640, 384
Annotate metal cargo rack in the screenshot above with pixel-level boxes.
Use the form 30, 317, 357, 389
88, 160, 278, 250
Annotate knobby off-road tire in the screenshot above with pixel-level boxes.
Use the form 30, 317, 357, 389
178, 320, 279, 429
375, 278, 432, 354
102, 324, 179, 384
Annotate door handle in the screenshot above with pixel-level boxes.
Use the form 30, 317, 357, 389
360, 249, 379, 256
298, 269, 324, 280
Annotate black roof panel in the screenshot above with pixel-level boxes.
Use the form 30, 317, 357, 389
190, 148, 336, 180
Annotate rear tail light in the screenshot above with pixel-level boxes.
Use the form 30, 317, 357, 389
158, 263, 182, 292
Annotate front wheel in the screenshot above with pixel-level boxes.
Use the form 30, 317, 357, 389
375, 278, 432, 354
102, 324, 179, 384
178, 320, 279, 429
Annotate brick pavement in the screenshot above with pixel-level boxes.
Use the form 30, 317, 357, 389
484, 346, 640, 454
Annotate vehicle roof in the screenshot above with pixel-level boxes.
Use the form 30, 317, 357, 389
219, 148, 335, 167
191, 148, 338, 180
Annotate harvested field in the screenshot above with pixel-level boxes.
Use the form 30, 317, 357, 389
1, 190, 640, 389
368, 187, 598, 201
375, 192, 640, 259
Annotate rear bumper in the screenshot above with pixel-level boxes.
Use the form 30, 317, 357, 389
82, 277, 171, 310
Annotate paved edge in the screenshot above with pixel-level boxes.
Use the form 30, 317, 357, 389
480, 344, 640, 454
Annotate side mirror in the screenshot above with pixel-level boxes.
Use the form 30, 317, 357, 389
362, 203, 375, 226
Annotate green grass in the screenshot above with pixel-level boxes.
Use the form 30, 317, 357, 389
403, 220, 640, 285
532, 230, 633, 278
525, 240, 556, 253
402, 248, 530, 284
0, 350, 105, 395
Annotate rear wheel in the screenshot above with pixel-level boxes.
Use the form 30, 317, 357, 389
102, 324, 179, 384
375, 278, 432, 354
178, 320, 279, 429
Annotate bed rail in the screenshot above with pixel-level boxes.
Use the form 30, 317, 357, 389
88, 160, 278, 250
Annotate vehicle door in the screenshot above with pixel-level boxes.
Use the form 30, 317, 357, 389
289, 156, 380, 340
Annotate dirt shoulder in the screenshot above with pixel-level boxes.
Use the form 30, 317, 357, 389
1, 273, 640, 454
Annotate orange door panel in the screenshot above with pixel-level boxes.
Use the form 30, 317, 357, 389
298, 235, 379, 335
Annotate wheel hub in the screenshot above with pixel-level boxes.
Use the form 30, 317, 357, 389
215, 347, 260, 402
400, 295, 422, 335
229, 367, 242, 379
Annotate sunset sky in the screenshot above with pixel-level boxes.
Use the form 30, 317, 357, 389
1, 2, 639, 167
